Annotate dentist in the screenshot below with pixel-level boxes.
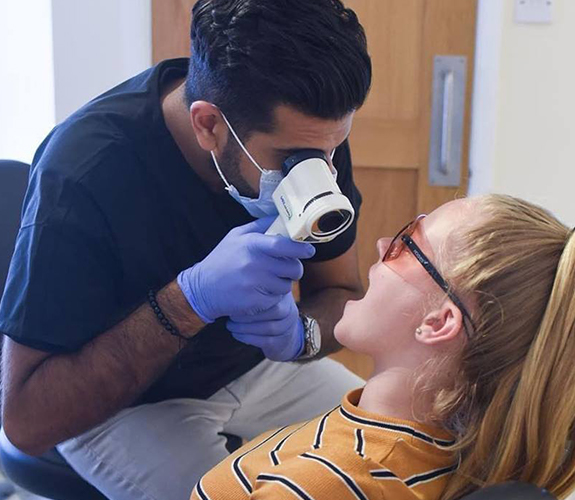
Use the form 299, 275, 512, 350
0, 1, 372, 499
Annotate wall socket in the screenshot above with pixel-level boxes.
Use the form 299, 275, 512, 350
515, 0, 553, 24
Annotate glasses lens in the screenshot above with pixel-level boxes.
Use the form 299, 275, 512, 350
382, 215, 427, 263
382, 236, 403, 262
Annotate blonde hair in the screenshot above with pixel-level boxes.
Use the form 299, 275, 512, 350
435, 194, 575, 499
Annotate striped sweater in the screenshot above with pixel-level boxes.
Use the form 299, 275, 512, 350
191, 389, 456, 500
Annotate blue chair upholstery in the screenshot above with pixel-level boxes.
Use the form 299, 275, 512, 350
0, 428, 106, 500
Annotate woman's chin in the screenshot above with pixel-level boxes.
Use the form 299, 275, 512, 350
334, 312, 354, 347
335, 299, 366, 347
333, 320, 346, 346
343, 298, 358, 312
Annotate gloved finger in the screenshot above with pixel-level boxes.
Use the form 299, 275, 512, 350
256, 276, 294, 296
232, 216, 276, 235
232, 331, 301, 362
230, 330, 294, 350
253, 234, 316, 260
259, 254, 304, 281
229, 296, 295, 323
228, 316, 294, 337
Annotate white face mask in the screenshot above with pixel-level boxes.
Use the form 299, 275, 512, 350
211, 112, 283, 218
210, 109, 339, 219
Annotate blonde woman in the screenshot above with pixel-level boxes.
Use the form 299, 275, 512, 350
190, 195, 575, 500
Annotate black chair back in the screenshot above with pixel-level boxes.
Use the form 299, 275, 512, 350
462, 482, 556, 499
0, 160, 29, 300
0, 160, 107, 499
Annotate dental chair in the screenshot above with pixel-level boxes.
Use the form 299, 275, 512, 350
0, 160, 558, 500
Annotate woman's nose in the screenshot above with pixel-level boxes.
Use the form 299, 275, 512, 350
376, 237, 393, 261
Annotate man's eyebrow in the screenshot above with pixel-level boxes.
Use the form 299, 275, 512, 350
274, 137, 349, 157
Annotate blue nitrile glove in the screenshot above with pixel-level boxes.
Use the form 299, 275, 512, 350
177, 217, 316, 323
227, 292, 305, 362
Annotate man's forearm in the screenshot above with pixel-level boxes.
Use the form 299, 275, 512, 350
3, 281, 205, 456
299, 285, 363, 357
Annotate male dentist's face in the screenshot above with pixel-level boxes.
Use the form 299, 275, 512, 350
221, 105, 355, 198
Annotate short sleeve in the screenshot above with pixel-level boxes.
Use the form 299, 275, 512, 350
0, 166, 121, 352
308, 140, 363, 262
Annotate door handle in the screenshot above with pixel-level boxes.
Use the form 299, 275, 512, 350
429, 56, 467, 187
440, 71, 455, 175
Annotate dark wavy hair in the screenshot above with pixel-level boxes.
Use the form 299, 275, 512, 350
185, 0, 372, 137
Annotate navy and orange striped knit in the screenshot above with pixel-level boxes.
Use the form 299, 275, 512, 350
191, 389, 457, 500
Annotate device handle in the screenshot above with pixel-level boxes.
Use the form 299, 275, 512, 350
265, 216, 290, 238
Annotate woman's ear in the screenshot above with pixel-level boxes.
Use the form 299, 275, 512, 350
416, 300, 464, 346
189, 101, 228, 153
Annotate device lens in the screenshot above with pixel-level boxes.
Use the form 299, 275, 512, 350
316, 210, 352, 235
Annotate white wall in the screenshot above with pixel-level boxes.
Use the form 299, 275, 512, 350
0, 1, 56, 164
51, 0, 152, 123
468, 0, 504, 198
0, 0, 152, 164
470, 0, 575, 227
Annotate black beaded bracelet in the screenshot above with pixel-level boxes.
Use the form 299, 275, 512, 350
148, 289, 189, 342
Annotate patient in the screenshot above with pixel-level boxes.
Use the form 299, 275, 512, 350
191, 194, 575, 500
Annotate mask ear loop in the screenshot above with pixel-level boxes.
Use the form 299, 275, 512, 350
210, 151, 232, 192
213, 106, 266, 174
189, 104, 235, 191
329, 148, 339, 178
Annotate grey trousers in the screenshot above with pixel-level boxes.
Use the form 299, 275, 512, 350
57, 358, 364, 500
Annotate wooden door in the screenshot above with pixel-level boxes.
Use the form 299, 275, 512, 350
152, 0, 478, 380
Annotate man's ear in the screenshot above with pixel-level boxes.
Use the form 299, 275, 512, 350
416, 300, 464, 346
189, 101, 228, 153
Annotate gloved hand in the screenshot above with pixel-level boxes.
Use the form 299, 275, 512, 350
178, 217, 316, 323
227, 292, 305, 362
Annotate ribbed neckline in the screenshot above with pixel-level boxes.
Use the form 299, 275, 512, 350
340, 389, 454, 444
